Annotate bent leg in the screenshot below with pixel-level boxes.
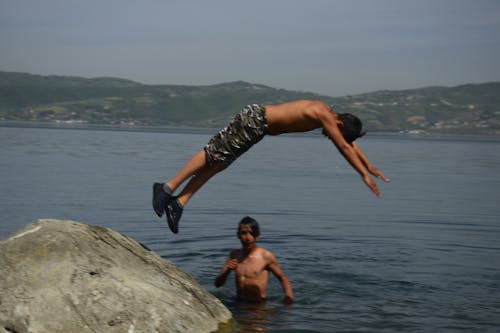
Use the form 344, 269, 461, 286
166, 150, 207, 191
155, 149, 225, 222
163, 161, 225, 233
177, 161, 227, 206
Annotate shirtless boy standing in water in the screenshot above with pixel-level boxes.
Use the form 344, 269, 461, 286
153, 100, 390, 233
214, 217, 294, 304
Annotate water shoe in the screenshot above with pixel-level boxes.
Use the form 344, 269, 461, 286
166, 198, 183, 234
152, 183, 172, 217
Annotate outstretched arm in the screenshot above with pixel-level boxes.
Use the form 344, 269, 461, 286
351, 142, 390, 182
319, 111, 382, 196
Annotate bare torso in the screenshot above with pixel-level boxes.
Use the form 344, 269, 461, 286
231, 247, 272, 301
264, 100, 336, 135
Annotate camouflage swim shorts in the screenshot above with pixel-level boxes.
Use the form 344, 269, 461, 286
204, 104, 268, 166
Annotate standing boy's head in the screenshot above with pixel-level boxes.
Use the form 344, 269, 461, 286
237, 216, 260, 238
337, 113, 366, 143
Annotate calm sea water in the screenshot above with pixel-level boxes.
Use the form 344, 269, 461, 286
1, 126, 500, 333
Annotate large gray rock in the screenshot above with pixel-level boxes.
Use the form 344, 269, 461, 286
0, 219, 233, 333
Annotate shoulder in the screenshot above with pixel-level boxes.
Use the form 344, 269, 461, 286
296, 101, 335, 121
311, 101, 335, 116
292, 100, 336, 123
258, 247, 277, 262
292, 100, 331, 113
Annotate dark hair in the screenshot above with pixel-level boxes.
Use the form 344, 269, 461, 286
337, 113, 366, 143
238, 216, 260, 237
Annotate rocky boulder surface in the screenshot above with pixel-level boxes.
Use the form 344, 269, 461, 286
0, 219, 233, 333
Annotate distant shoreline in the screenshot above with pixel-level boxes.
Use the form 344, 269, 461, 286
0, 120, 214, 135
2, 121, 499, 142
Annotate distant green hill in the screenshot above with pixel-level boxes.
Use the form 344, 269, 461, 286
1, 71, 499, 134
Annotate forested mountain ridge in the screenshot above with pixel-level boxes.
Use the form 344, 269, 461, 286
1, 71, 499, 134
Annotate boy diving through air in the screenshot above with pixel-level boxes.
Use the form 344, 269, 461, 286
153, 100, 390, 233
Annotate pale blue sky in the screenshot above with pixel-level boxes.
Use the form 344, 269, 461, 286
1, 0, 499, 96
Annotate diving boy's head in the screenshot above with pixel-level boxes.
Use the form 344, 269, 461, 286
337, 113, 366, 143
237, 216, 260, 238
